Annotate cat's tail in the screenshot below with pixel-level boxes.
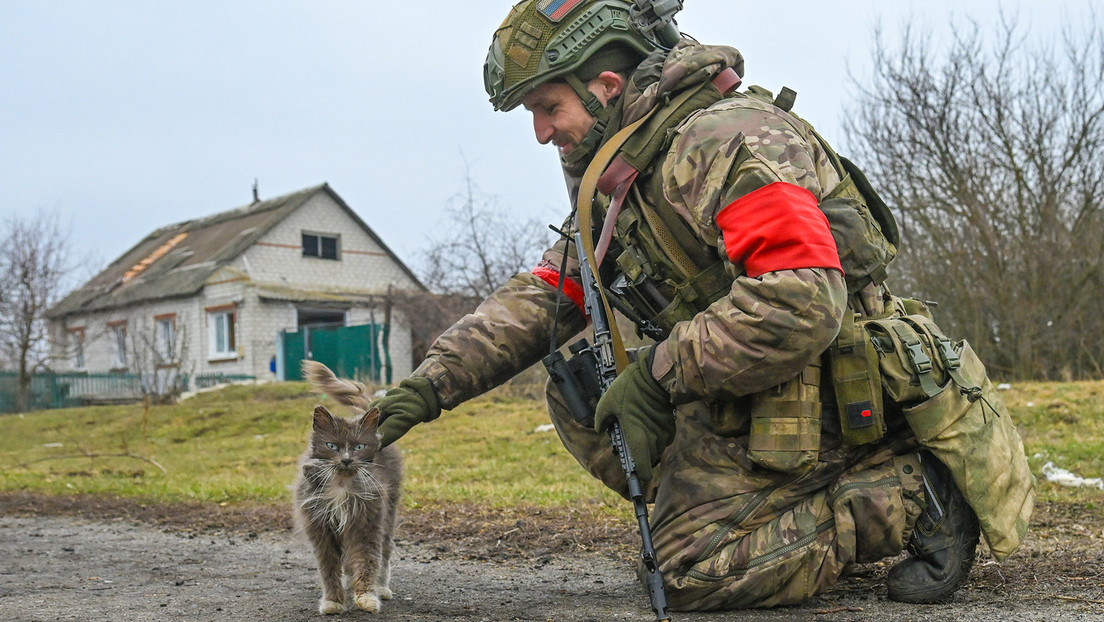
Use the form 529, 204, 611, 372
301, 360, 372, 412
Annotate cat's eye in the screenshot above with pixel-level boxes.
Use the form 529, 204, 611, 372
353, 444, 367, 451
325, 442, 339, 451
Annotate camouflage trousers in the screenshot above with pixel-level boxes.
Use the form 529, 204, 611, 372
546, 381, 925, 611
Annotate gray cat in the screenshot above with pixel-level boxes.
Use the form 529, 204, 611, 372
295, 361, 402, 615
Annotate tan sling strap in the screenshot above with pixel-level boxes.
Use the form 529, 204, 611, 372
577, 67, 742, 373
577, 110, 657, 373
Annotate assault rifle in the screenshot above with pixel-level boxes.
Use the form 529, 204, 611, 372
543, 231, 672, 622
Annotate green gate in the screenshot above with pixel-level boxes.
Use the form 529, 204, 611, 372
281, 324, 390, 384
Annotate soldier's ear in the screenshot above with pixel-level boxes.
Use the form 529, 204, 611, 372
590, 71, 624, 105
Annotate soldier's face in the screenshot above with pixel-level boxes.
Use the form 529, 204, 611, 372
521, 81, 597, 157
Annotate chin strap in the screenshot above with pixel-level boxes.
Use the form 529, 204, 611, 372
560, 73, 618, 172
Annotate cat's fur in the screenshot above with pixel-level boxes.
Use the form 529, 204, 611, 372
294, 360, 402, 615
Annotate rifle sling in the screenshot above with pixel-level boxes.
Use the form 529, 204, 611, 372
577, 109, 657, 373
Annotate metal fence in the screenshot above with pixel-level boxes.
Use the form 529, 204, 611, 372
0, 371, 256, 414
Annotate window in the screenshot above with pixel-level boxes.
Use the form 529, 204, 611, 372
109, 322, 127, 368
302, 232, 340, 260
69, 328, 85, 370
155, 315, 176, 362
207, 308, 236, 358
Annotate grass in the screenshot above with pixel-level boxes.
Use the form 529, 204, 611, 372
0, 381, 623, 513
997, 380, 1104, 506
0, 379, 1100, 512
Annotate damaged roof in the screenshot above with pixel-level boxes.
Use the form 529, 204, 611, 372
48, 183, 424, 318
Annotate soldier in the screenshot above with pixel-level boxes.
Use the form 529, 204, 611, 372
371, 0, 1033, 610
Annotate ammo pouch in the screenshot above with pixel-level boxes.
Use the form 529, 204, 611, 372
829, 302, 1035, 560
747, 358, 822, 473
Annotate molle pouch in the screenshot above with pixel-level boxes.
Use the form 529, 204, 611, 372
828, 311, 885, 446
902, 340, 1036, 561
865, 315, 949, 406
747, 359, 822, 473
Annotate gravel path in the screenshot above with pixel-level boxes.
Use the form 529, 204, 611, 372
2, 513, 1102, 622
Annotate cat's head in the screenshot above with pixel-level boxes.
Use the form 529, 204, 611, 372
309, 405, 383, 472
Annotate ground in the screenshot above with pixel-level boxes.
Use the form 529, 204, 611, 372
1, 493, 1102, 621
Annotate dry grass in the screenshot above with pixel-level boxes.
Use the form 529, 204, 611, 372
0, 378, 1099, 514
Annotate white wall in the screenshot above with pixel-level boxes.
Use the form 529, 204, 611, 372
48, 191, 421, 383
240, 192, 422, 293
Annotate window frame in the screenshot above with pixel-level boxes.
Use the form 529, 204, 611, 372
107, 320, 128, 369
154, 313, 177, 364
68, 327, 85, 370
206, 304, 237, 361
301, 231, 341, 260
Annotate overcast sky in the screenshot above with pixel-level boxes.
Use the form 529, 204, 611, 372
0, 1, 1093, 286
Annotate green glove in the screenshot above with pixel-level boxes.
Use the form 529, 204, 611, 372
373, 376, 441, 447
592, 349, 675, 483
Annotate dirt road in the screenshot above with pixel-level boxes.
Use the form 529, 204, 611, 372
1, 497, 1102, 622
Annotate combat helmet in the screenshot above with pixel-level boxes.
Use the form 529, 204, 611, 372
483, 0, 673, 114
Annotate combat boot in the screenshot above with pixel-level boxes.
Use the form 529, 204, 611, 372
886, 451, 980, 603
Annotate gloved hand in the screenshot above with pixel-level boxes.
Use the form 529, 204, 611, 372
373, 376, 441, 447
592, 349, 675, 483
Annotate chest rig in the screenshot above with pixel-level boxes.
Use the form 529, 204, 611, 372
586, 82, 900, 340
577, 77, 902, 472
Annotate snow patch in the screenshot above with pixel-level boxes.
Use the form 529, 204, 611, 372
1041, 462, 1104, 490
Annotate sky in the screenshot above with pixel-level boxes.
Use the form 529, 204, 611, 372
0, 0, 1094, 287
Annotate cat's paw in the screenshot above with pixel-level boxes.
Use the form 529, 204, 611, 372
354, 592, 381, 613
375, 586, 394, 600
318, 599, 346, 615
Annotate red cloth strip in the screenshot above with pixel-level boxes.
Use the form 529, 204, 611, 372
715, 182, 843, 278
532, 266, 586, 314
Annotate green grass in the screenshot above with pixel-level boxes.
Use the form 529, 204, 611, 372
0, 382, 622, 512
998, 380, 1104, 507
1, 379, 1100, 511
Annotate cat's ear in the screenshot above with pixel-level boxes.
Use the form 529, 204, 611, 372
358, 407, 381, 428
312, 405, 335, 431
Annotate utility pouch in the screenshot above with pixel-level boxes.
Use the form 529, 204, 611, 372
747, 359, 822, 473
902, 340, 1035, 561
865, 314, 950, 405
828, 311, 885, 446
850, 302, 1035, 559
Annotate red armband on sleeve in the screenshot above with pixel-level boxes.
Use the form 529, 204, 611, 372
532, 265, 586, 314
715, 182, 843, 278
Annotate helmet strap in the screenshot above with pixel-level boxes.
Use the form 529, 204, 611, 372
560, 72, 617, 172
564, 73, 609, 120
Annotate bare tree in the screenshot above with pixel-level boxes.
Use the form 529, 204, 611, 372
129, 310, 193, 404
844, 11, 1104, 380
420, 161, 555, 299
0, 210, 74, 410
389, 289, 481, 361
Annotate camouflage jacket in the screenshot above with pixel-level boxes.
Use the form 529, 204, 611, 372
415, 42, 848, 411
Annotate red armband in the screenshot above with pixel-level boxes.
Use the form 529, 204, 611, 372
715, 182, 843, 278
532, 265, 586, 314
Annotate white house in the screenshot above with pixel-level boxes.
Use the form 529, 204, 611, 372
46, 184, 426, 392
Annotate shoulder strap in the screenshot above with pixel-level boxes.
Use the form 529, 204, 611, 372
578, 111, 656, 373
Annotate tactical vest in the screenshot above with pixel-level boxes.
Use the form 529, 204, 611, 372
582, 81, 901, 472
585, 84, 1035, 558
594, 83, 900, 340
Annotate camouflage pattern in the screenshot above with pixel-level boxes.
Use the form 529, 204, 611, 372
413, 40, 931, 608
413, 229, 585, 410
546, 379, 925, 609
620, 46, 851, 402
903, 341, 1035, 561
484, 0, 657, 112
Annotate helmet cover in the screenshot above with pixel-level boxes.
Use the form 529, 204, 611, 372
484, 0, 658, 111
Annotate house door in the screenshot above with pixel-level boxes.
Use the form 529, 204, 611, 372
281, 323, 385, 384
